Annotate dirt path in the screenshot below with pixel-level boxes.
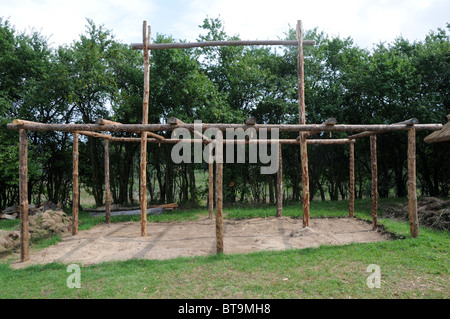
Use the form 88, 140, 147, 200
11, 217, 391, 269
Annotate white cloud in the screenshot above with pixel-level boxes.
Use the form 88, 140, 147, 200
169, 0, 448, 48
0, 0, 157, 46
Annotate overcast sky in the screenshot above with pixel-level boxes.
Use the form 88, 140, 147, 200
1, 0, 448, 50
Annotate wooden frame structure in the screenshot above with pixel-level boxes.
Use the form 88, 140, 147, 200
8, 21, 444, 262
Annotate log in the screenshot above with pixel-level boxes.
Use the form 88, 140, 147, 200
297, 20, 310, 228
131, 39, 316, 50
110, 137, 351, 144
215, 161, 224, 254
370, 135, 378, 229
104, 139, 111, 224
300, 134, 310, 228
97, 118, 164, 140
348, 118, 419, 139
307, 139, 351, 145
408, 127, 419, 237
72, 132, 79, 236
276, 143, 283, 217
349, 140, 355, 218
140, 21, 151, 237
7, 121, 443, 133
76, 130, 112, 140
297, 21, 306, 126
139, 120, 148, 237
19, 129, 29, 262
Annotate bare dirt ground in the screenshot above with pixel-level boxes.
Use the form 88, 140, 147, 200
11, 217, 392, 269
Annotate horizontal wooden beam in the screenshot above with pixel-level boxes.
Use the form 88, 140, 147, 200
98, 118, 165, 140
307, 138, 351, 144
348, 118, 419, 139
7, 121, 442, 134
76, 131, 112, 139
110, 137, 351, 145
131, 40, 316, 50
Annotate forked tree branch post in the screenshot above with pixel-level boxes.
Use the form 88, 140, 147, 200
349, 140, 355, 218
208, 153, 214, 219
215, 161, 224, 254
104, 139, 111, 224
72, 132, 79, 235
297, 20, 310, 227
370, 135, 378, 229
276, 143, 283, 217
140, 21, 151, 237
408, 127, 419, 237
19, 129, 29, 262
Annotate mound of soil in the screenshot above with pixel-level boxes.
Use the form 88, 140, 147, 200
0, 208, 72, 255
382, 197, 450, 231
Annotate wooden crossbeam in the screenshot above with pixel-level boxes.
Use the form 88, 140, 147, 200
131, 39, 316, 50
97, 118, 165, 140
76, 131, 112, 139
348, 118, 419, 139
7, 121, 442, 133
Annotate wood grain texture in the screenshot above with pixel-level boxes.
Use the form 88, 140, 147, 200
408, 127, 419, 237
19, 129, 29, 262
370, 135, 378, 229
72, 132, 79, 236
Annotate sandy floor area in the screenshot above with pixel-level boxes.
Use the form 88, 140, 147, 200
11, 217, 391, 268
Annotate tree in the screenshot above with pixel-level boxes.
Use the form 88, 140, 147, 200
64, 19, 119, 206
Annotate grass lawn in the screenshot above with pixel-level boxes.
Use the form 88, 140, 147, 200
0, 198, 448, 299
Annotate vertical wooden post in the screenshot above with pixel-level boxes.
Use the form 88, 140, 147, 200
72, 132, 79, 236
370, 135, 378, 229
408, 127, 419, 237
276, 143, 283, 217
215, 161, 224, 254
349, 140, 355, 218
104, 139, 111, 224
19, 129, 29, 262
140, 21, 151, 236
208, 158, 214, 219
296, 20, 310, 227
